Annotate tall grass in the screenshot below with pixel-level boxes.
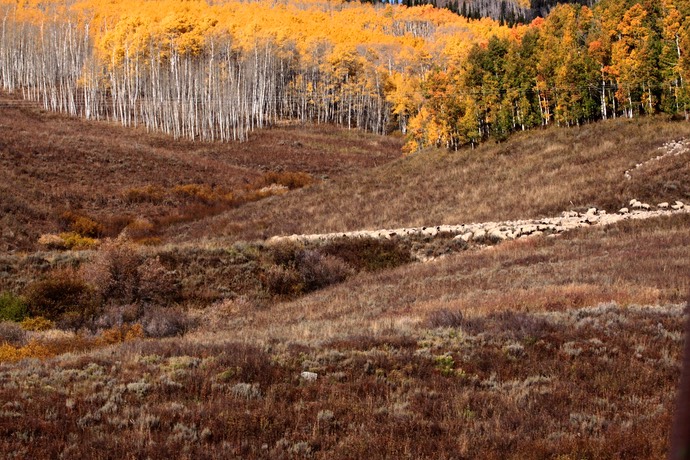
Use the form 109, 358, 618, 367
178, 118, 690, 244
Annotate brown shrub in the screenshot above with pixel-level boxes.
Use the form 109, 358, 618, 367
102, 214, 135, 238
263, 245, 354, 296
424, 308, 465, 329
264, 265, 304, 297
81, 240, 142, 305
251, 171, 315, 190
142, 307, 192, 338
173, 184, 224, 204
0, 321, 27, 346
37, 233, 67, 250
121, 218, 156, 241
93, 303, 143, 330
320, 237, 413, 272
24, 269, 97, 329
137, 257, 181, 305
60, 210, 105, 238
267, 240, 303, 266
123, 185, 165, 204
243, 184, 288, 202
296, 250, 354, 292
98, 323, 144, 345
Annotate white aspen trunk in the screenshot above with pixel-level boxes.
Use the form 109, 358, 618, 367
601, 70, 607, 120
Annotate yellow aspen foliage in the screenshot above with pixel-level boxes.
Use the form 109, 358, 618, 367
3, 0, 686, 149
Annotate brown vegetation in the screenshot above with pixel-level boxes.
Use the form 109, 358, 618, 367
0, 300, 683, 458
0, 90, 689, 457
0, 91, 402, 251
174, 117, 690, 244
211, 214, 690, 346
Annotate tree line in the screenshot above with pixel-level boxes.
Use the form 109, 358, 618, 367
406, 0, 690, 151
0, 0, 506, 142
0, 0, 687, 151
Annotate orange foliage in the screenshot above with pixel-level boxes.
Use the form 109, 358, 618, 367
0, 0, 513, 137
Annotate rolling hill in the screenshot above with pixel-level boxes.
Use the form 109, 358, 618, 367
0, 106, 688, 457
0, 0, 689, 456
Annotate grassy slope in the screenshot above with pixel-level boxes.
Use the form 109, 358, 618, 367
173, 117, 690, 243
1, 215, 687, 459
215, 214, 690, 346
0, 98, 689, 458
0, 91, 402, 251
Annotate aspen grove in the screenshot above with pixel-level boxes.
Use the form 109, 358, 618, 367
0, 0, 506, 141
1, 0, 689, 148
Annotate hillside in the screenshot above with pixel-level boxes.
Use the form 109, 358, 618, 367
0, 100, 688, 457
1, 0, 690, 457
0, 109, 688, 456
0, 92, 402, 252
172, 117, 690, 244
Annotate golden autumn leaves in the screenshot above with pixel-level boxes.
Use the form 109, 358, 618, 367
0, 0, 512, 143
1, 0, 689, 150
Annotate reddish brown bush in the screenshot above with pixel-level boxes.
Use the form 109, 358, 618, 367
24, 269, 97, 329
267, 240, 303, 266
0, 321, 27, 346
424, 308, 465, 329
81, 240, 142, 305
296, 250, 353, 291
264, 265, 304, 297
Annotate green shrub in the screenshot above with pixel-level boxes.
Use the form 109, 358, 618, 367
0, 292, 28, 322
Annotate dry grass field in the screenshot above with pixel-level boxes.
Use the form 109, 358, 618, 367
175, 117, 690, 244
0, 91, 402, 252
0, 91, 689, 458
